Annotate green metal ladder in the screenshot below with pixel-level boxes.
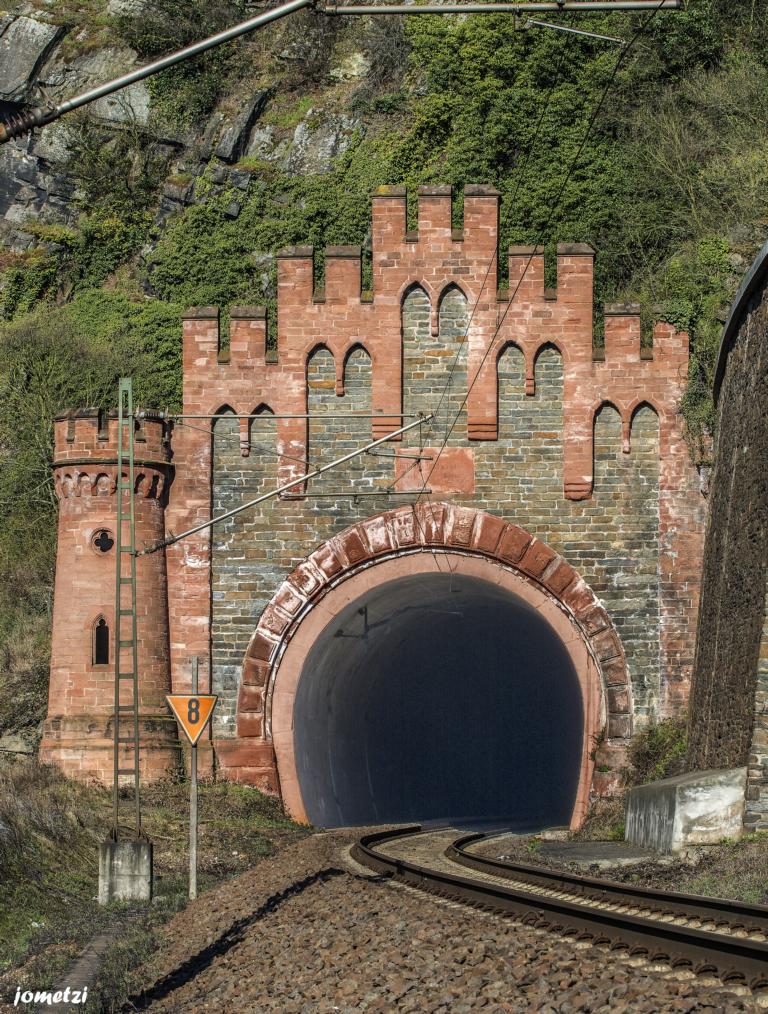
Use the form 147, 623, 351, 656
113, 377, 142, 839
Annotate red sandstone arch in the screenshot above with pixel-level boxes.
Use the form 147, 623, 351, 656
234, 503, 633, 827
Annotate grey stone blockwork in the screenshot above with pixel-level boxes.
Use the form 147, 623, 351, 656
211, 286, 662, 738
745, 586, 768, 829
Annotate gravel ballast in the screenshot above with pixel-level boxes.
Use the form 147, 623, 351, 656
130, 831, 763, 1012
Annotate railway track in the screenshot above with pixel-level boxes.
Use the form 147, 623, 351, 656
351, 826, 768, 990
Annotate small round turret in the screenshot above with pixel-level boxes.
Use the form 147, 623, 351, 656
40, 410, 180, 782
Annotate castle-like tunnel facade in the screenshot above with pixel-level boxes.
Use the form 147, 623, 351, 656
42, 184, 707, 828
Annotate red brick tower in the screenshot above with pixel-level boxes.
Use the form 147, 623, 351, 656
40, 409, 180, 781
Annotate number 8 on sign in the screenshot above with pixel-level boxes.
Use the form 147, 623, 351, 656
166, 694, 218, 745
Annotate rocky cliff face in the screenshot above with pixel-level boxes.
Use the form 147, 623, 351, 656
0, 3, 372, 256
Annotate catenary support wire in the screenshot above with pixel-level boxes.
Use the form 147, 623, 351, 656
137, 413, 432, 555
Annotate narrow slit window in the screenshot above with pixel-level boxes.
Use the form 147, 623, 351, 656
93, 617, 109, 666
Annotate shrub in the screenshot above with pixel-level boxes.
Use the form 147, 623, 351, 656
116, 0, 250, 129
625, 717, 688, 787
0, 293, 183, 737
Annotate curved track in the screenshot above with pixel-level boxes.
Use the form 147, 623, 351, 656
351, 826, 768, 990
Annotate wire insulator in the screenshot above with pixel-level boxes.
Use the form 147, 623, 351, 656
0, 108, 49, 144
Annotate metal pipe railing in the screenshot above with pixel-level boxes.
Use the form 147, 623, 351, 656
324, 1, 680, 13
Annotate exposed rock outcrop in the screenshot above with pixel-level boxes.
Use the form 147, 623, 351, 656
0, 11, 373, 255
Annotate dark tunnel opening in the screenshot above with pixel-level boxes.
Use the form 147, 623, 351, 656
293, 572, 584, 830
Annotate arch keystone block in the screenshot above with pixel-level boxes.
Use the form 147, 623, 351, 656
416, 502, 448, 543
520, 539, 557, 579
498, 525, 533, 564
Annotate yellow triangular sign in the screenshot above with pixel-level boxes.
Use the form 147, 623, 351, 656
166, 694, 218, 745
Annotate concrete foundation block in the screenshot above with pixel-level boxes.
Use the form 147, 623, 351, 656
98, 841, 153, 905
625, 767, 747, 853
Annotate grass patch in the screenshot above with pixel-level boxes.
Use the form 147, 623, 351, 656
575, 718, 689, 842
262, 95, 315, 130
679, 834, 768, 904
0, 759, 309, 1009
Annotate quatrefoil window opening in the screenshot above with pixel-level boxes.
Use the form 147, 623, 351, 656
92, 529, 114, 554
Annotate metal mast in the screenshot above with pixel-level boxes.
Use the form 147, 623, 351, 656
113, 378, 142, 840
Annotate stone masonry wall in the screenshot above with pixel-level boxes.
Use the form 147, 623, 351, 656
164, 185, 705, 789
687, 258, 768, 827
746, 587, 768, 828
209, 272, 667, 739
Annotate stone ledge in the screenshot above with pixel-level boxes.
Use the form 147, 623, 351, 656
625, 767, 747, 853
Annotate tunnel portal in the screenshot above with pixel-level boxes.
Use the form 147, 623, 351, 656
293, 572, 584, 829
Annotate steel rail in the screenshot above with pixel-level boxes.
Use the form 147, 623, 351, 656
449, 833, 768, 935
351, 827, 768, 989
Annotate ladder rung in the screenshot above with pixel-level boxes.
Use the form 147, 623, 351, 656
116, 706, 136, 712
117, 768, 137, 776
119, 515, 131, 521
116, 739, 136, 745
119, 609, 133, 616
120, 546, 135, 553
119, 640, 134, 648
120, 577, 133, 584
118, 674, 136, 681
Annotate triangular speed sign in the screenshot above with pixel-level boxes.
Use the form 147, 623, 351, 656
166, 694, 218, 745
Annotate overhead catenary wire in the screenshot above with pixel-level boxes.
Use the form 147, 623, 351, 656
0, 1, 682, 143
524, 19, 626, 44
412, 10, 582, 569
31, 0, 680, 560
137, 413, 432, 555
174, 417, 312, 468
414, 0, 669, 509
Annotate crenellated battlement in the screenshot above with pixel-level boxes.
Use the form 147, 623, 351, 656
47, 180, 707, 804
180, 183, 690, 495
53, 409, 172, 464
